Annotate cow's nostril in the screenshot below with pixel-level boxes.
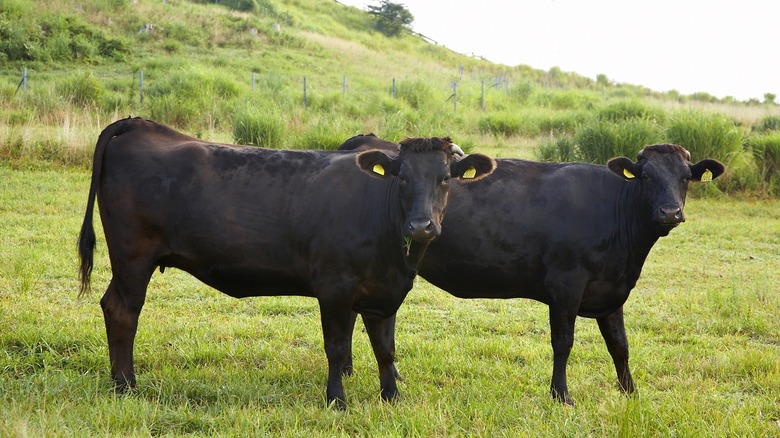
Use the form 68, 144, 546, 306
408, 219, 435, 238
659, 206, 682, 222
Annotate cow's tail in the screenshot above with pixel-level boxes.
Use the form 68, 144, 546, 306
78, 117, 138, 297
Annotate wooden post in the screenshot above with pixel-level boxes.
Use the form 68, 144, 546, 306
453, 82, 457, 112
251, 72, 255, 90
22, 67, 27, 95
392, 78, 396, 98
481, 80, 485, 111
139, 70, 144, 104
343, 74, 347, 97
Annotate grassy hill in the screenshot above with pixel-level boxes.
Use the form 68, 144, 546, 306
2, 0, 780, 195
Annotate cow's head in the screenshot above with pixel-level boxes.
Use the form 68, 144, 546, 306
356, 137, 495, 241
607, 144, 725, 235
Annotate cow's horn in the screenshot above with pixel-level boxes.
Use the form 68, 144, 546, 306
451, 143, 465, 156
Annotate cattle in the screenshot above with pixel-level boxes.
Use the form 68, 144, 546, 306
77, 118, 496, 408
339, 136, 725, 406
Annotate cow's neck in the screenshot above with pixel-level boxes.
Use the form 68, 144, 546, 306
615, 181, 662, 266
380, 179, 430, 274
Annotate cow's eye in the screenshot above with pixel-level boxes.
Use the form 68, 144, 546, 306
441, 175, 451, 185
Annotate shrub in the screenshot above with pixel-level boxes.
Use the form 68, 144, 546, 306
190, 0, 276, 14
56, 71, 104, 107
664, 110, 745, 163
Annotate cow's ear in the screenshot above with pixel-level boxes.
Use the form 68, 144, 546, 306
690, 159, 726, 182
451, 154, 496, 182
607, 157, 641, 181
355, 150, 400, 178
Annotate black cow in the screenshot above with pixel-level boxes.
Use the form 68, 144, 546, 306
78, 118, 496, 408
339, 136, 725, 405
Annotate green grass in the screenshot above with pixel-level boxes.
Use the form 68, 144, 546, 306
1, 164, 778, 436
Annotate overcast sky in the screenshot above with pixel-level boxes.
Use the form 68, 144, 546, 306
337, 0, 778, 101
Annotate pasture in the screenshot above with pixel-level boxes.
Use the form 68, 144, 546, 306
1, 162, 779, 436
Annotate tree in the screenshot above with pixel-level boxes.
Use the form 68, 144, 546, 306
367, 1, 413, 37
764, 92, 776, 105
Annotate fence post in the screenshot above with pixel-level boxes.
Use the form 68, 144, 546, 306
15, 67, 28, 97
452, 82, 457, 112
139, 70, 144, 104
392, 78, 396, 99
251, 72, 255, 90
481, 80, 485, 111
303, 76, 307, 108
343, 74, 347, 97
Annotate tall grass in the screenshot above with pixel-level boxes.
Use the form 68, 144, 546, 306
231, 106, 286, 148
750, 132, 780, 195
664, 109, 746, 163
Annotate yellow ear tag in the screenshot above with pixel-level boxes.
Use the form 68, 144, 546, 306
463, 166, 477, 179
372, 164, 385, 176
701, 169, 713, 182
623, 168, 636, 179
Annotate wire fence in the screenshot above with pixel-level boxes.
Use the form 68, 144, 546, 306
9, 66, 553, 114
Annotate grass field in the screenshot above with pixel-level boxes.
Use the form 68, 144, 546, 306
1, 162, 778, 436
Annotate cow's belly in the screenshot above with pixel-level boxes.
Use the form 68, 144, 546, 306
161, 255, 312, 298
577, 280, 631, 318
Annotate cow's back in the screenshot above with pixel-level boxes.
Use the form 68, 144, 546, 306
97, 125, 391, 299
419, 158, 644, 312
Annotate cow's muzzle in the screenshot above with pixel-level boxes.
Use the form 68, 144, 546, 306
406, 219, 439, 241
656, 205, 685, 230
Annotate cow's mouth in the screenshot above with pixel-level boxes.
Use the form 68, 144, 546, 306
657, 221, 681, 235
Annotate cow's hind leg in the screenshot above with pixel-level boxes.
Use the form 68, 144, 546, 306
597, 307, 635, 394
362, 313, 401, 403
100, 263, 153, 392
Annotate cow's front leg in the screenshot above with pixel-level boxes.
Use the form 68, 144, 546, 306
318, 299, 353, 409
342, 311, 358, 377
362, 313, 402, 403
549, 305, 577, 406
597, 307, 635, 394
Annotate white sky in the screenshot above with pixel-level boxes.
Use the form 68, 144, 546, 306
337, 0, 779, 101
